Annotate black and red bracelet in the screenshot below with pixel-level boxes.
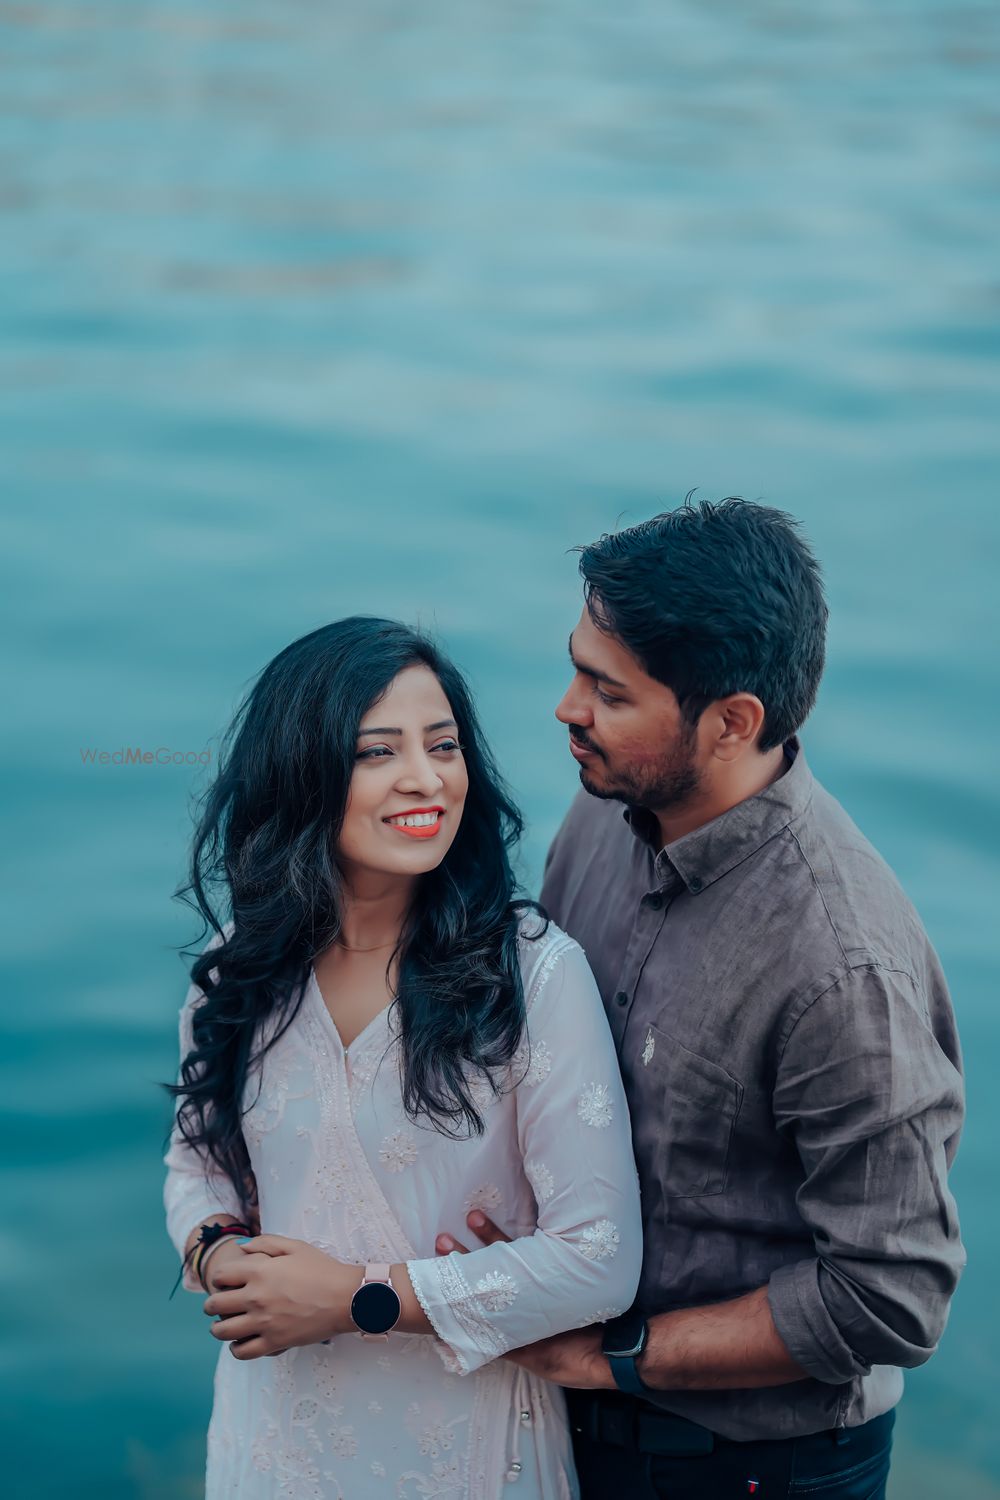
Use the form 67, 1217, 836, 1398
169, 1220, 253, 1300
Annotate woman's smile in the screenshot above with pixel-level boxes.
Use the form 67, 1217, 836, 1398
382, 805, 446, 839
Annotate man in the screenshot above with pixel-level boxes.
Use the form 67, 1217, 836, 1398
442, 498, 964, 1499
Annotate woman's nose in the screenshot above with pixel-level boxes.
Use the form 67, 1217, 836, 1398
395, 754, 445, 795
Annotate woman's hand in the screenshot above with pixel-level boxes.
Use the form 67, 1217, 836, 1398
203, 1238, 253, 1297
203, 1234, 359, 1360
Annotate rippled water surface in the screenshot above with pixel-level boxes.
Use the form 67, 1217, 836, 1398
3, 2, 998, 1495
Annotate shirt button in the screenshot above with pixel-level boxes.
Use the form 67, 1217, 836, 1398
689, 875, 704, 892
643, 892, 664, 911
506, 1462, 523, 1481
520, 1409, 531, 1424
615, 991, 629, 1007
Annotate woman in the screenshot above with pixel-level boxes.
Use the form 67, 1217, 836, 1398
162, 617, 642, 1499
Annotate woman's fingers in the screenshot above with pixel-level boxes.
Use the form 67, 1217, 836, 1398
210, 1314, 261, 1343
230, 1336, 271, 1361
203, 1289, 248, 1318
209, 1259, 253, 1290
236, 1233, 294, 1255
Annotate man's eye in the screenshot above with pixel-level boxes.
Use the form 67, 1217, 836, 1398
594, 686, 620, 707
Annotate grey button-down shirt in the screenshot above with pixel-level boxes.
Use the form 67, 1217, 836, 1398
540, 737, 965, 1441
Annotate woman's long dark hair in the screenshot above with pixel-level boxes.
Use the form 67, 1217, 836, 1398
160, 617, 546, 1226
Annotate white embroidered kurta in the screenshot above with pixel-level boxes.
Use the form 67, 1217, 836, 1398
163, 918, 643, 1500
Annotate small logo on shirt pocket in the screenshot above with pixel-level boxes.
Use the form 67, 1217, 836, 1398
634, 1022, 744, 1198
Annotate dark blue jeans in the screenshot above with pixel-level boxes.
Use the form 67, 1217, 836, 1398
568, 1392, 894, 1500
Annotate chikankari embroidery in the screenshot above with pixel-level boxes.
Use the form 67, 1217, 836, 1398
577, 1082, 614, 1129
464, 1183, 503, 1215
475, 1269, 518, 1313
525, 1159, 555, 1204
579, 1219, 620, 1261
378, 1131, 419, 1173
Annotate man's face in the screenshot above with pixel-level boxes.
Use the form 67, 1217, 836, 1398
555, 608, 706, 811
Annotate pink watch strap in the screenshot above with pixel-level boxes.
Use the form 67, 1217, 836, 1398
357, 1263, 398, 1341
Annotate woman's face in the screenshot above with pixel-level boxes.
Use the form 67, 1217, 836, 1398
337, 664, 470, 886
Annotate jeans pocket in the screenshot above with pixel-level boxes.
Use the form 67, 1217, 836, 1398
790, 1443, 892, 1498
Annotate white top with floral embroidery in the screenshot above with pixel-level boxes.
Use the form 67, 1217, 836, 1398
163, 916, 643, 1500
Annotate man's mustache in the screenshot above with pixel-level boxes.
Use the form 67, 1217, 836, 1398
569, 729, 604, 758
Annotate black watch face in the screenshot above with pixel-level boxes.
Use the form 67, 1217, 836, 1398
601, 1309, 646, 1358
351, 1281, 400, 1335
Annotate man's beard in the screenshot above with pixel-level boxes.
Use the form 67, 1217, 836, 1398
573, 723, 703, 813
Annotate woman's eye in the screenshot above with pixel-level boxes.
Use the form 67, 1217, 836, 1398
431, 740, 462, 754
357, 745, 393, 760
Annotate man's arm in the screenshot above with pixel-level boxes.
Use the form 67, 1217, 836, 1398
764, 963, 965, 1385
443, 1218, 806, 1390
456, 963, 964, 1392
635, 1285, 806, 1389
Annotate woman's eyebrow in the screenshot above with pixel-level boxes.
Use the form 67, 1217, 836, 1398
358, 718, 457, 737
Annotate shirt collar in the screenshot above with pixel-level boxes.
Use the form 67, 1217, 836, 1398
623, 736, 814, 895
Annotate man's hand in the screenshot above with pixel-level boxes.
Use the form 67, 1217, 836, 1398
506, 1326, 613, 1389
434, 1208, 511, 1257
437, 1211, 614, 1391
203, 1234, 357, 1360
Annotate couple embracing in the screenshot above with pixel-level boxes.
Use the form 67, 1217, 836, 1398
163, 498, 965, 1500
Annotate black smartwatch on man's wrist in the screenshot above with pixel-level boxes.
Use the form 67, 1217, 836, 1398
601, 1307, 651, 1396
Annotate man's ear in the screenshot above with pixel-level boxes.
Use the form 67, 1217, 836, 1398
713, 693, 766, 761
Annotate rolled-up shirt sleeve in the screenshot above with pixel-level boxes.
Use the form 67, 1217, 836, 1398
767, 962, 965, 1384
407, 934, 644, 1375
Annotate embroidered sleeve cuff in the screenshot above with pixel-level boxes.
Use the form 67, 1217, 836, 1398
406, 1252, 511, 1376
768, 1257, 871, 1386
407, 1261, 469, 1374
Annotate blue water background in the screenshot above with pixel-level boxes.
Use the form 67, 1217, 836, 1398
2, 2, 998, 1495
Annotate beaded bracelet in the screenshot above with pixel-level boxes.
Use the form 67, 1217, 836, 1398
169, 1219, 253, 1300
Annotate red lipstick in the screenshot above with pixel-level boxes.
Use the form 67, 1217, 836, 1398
382, 806, 446, 840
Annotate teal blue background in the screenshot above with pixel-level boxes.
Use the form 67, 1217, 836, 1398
2, 2, 998, 1495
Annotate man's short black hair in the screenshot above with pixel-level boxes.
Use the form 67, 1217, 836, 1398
578, 497, 828, 752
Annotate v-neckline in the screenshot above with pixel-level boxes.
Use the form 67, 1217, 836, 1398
307, 964, 392, 1058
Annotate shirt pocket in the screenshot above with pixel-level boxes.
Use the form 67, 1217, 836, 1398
634, 1021, 743, 1198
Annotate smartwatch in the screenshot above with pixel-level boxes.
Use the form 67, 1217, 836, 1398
350, 1263, 402, 1340
601, 1308, 650, 1397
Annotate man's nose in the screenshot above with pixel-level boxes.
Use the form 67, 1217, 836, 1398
555, 684, 591, 727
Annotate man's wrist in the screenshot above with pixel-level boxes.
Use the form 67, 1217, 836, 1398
633, 1345, 656, 1390
601, 1309, 653, 1395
